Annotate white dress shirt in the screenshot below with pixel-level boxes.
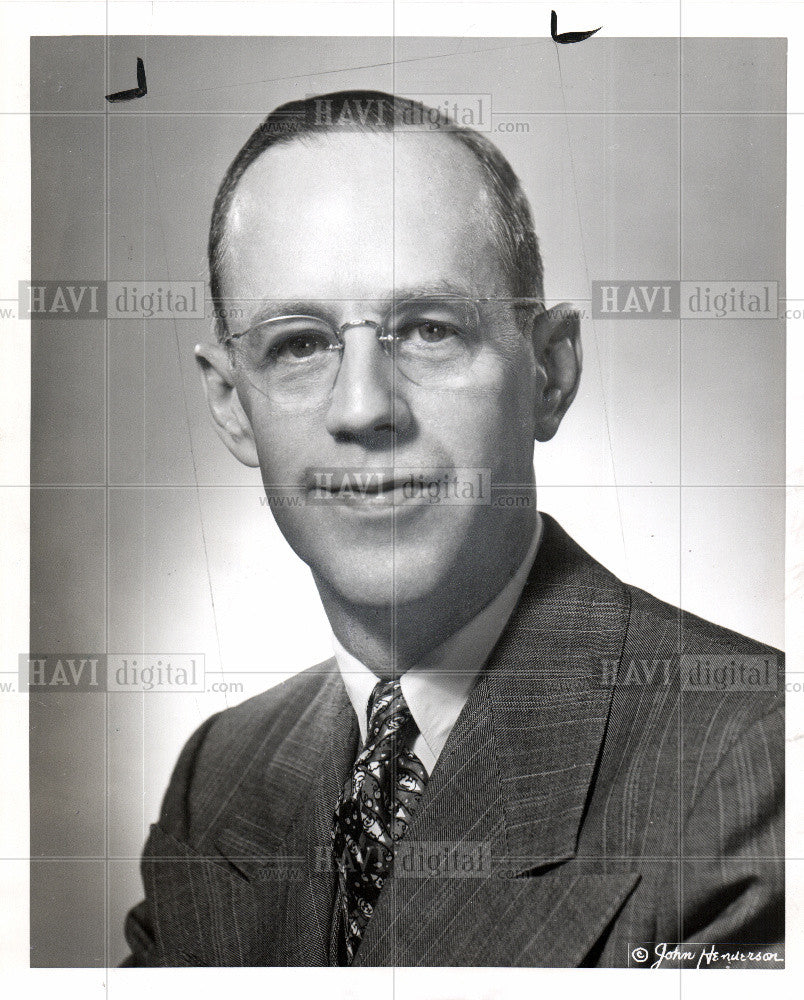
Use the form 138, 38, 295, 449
333, 513, 543, 775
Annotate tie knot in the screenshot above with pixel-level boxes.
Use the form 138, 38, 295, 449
366, 678, 412, 741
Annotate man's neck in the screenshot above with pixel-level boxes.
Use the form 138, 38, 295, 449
322, 600, 466, 677
316, 516, 540, 677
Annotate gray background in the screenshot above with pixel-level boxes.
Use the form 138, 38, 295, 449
29, 36, 785, 966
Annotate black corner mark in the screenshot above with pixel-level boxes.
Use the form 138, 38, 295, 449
105, 57, 147, 103
551, 10, 602, 44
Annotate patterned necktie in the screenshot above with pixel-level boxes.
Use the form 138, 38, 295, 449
330, 677, 428, 965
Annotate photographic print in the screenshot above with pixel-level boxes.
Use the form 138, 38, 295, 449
1, 8, 797, 996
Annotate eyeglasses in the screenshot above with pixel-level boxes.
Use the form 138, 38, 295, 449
223, 296, 541, 408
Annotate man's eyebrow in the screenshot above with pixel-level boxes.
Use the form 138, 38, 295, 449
390, 280, 478, 300
244, 300, 333, 327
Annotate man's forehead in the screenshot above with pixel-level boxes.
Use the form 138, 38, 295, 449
222, 130, 505, 303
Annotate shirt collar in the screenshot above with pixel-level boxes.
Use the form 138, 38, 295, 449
333, 513, 543, 768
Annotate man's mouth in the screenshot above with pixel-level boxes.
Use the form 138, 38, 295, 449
306, 471, 439, 506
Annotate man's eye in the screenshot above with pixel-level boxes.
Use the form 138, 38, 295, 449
272, 333, 332, 361
398, 321, 461, 345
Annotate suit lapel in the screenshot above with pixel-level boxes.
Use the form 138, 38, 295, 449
290, 694, 358, 963
355, 515, 638, 966
482, 514, 631, 866
209, 662, 357, 965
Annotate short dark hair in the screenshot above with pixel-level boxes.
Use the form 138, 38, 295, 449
208, 90, 544, 340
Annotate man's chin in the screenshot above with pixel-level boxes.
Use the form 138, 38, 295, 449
314, 557, 454, 611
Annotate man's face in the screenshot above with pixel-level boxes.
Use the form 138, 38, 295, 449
220, 131, 540, 609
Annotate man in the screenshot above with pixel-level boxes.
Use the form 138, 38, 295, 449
123, 91, 783, 968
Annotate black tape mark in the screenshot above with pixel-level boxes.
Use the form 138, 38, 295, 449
105, 57, 147, 103
551, 10, 602, 44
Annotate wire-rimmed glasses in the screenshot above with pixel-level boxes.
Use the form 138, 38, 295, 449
223, 296, 540, 407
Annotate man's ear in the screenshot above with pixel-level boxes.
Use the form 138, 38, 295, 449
530, 303, 582, 442
194, 342, 260, 467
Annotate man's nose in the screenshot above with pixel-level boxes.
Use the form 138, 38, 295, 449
324, 326, 413, 441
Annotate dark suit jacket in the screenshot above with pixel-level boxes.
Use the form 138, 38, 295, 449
123, 515, 783, 967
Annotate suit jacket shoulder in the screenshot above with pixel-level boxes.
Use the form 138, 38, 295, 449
616, 579, 782, 782
159, 659, 340, 845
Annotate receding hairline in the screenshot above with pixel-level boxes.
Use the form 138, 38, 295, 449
216, 127, 510, 300
218, 127, 507, 270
